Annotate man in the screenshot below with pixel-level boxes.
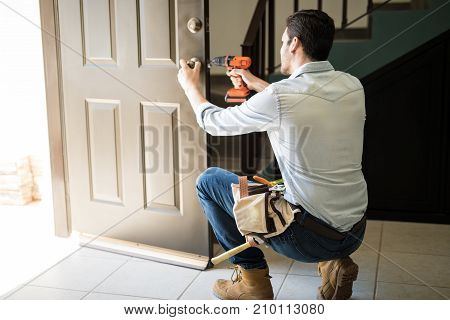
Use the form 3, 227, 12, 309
177, 10, 368, 300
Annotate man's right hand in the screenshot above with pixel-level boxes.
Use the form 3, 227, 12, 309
226, 69, 269, 93
245, 235, 260, 247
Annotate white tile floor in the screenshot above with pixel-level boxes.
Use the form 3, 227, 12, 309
2, 220, 450, 300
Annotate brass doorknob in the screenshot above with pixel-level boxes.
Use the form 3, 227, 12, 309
187, 17, 202, 33
187, 57, 201, 69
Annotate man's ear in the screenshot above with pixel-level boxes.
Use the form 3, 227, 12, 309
289, 36, 300, 54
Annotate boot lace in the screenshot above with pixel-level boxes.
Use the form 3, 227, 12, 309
228, 265, 272, 283
229, 265, 243, 284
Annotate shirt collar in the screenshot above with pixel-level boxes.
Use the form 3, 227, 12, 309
288, 60, 335, 79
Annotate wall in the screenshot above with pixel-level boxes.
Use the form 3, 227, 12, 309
209, 0, 385, 75
209, 0, 258, 75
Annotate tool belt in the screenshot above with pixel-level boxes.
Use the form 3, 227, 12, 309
288, 202, 366, 241
231, 176, 295, 240
232, 176, 366, 242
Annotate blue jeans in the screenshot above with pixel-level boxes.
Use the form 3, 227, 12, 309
196, 167, 366, 269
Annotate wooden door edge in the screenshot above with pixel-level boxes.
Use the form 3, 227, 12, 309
79, 233, 210, 270
39, 0, 71, 237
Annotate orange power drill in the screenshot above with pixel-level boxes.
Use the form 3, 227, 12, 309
209, 55, 252, 103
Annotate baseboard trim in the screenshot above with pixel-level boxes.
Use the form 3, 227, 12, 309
79, 233, 210, 270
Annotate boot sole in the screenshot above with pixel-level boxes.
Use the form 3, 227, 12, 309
213, 290, 274, 300
212, 291, 224, 300
317, 261, 359, 300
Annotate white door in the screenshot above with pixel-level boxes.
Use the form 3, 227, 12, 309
56, 0, 209, 269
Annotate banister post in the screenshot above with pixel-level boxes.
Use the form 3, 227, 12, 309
341, 0, 348, 29
268, 0, 275, 74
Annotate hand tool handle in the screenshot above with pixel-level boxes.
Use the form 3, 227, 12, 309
237, 74, 248, 90
229, 73, 246, 89
211, 242, 252, 265
253, 175, 272, 186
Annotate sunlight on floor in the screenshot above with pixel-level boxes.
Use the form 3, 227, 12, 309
0, 176, 80, 297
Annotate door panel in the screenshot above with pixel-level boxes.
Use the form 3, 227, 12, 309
57, 0, 209, 265
85, 98, 123, 204
137, 0, 175, 66
141, 102, 180, 212
80, 0, 117, 65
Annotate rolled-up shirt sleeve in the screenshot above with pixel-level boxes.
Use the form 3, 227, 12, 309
194, 84, 280, 136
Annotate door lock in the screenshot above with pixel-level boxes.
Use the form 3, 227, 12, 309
187, 17, 202, 33
187, 57, 201, 69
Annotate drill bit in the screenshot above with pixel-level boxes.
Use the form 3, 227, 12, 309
209, 56, 230, 67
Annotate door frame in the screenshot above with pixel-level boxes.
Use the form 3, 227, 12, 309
39, 0, 71, 237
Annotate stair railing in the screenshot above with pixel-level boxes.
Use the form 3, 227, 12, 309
338, 0, 393, 31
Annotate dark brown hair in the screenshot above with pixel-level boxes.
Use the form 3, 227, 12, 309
286, 10, 335, 61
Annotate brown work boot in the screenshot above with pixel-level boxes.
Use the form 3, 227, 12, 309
317, 257, 358, 300
213, 265, 274, 300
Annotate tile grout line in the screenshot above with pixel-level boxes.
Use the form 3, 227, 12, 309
285, 274, 321, 279
274, 260, 294, 300
80, 257, 132, 300
3, 284, 89, 299
25, 284, 88, 293
176, 269, 203, 300
85, 291, 165, 300
286, 259, 294, 274
372, 221, 384, 300
1, 284, 27, 300
375, 280, 450, 290
377, 250, 450, 258
274, 273, 289, 300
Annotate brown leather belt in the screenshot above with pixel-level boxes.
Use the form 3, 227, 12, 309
290, 203, 366, 241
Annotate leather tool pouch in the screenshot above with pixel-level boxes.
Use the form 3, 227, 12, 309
231, 176, 295, 239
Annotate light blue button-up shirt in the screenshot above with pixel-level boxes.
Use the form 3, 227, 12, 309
195, 61, 368, 231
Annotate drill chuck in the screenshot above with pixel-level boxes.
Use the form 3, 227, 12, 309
209, 56, 251, 69
209, 56, 232, 67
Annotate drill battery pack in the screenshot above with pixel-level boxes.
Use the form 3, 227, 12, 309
225, 87, 250, 103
